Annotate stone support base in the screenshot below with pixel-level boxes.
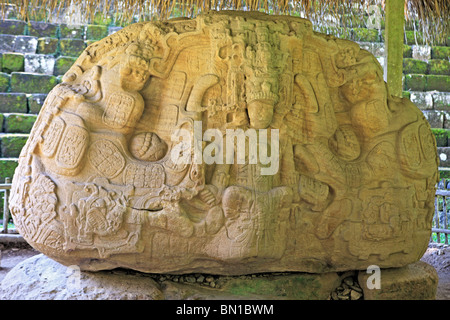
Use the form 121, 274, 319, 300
0, 254, 438, 300
358, 260, 438, 300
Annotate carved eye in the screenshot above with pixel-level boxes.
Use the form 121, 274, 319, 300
122, 67, 132, 75
93, 199, 106, 208
65, 73, 77, 82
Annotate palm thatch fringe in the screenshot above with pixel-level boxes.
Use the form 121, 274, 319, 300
1, 0, 448, 44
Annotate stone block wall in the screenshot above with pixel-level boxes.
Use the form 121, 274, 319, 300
0, 19, 123, 183
399, 45, 450, 176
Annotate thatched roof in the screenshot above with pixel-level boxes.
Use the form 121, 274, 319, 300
1, 0, 448, 44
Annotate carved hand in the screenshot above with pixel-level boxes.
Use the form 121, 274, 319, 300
199, 188, 217, 206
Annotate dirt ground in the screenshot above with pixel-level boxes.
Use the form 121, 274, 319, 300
420, 243, 450, 300
0, 243, 39, 284
1, 242, 450, 300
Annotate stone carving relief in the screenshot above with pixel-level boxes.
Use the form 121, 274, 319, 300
9, 11, 438, 275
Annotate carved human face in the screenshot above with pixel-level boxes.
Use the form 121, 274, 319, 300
335, 48, 357, 68
341, 72, 377, 104
120, 65, 150, 92
247, 100, 274, 129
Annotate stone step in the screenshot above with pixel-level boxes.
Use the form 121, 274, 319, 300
437, 147, 450, 168
410, 92, 450, 111
0, 157, 18, 183
432, 129, 450, 147
403, 58, 450, 76
0, 34, 89, 56
1, 51, 78, 75
0, 133, 29, 158
0, 92, 47, 114
10, 72, 57, 94
24, 54, 56, 75
2, 113, 37, 134
0, 20, 26, 36
0, 35, 38, 54
0, 19, 121, 43
0, 47, 82, 80
1, 52, 24, 73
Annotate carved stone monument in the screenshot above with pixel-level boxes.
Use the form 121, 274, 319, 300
9, 11, 439, 275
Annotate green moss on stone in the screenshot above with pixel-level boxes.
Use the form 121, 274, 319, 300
27, 93, 47, 114
352, 28, 380, 42
403, 58, 428, 74
59, 24, 84, 39
405, 74, 426, 91
0, 72, 10, 92
2, 53, 24, 74
10, 72, 57, 94
0, 159, 18, 183
426, 75, 450, 92
28, 21, 58, 38
440, 170, 450, 180
85, 25, 108, 40
428, 59, 450, 76
0, 93, 27, 113
0, 20, 26, 35
4, 113, 37, 133
432, 46, 450, 60
404, 30, 424, 45
0, 134, 29, 157
402, 91, 411, 99
92, 13, 113, 26
37, 37, 59, 55
224, 274, 326, 300
403, 44, 412, 58
59, 39, 86, 57
431, 128, 449, 147
54, 56, 76, 76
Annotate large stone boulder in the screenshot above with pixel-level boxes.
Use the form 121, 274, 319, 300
9, 11, 438, 275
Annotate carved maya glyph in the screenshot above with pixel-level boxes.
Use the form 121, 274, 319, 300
9, 11, 439, 275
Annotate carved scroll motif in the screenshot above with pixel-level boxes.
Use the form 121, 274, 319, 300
123, 163, 165, 188
13, 174, 64, 251
62, 182, 144, 258
56, 124, 89, 170
88, 139, 126, 179
41, 116, 65, 158
103, 93, 136, 129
